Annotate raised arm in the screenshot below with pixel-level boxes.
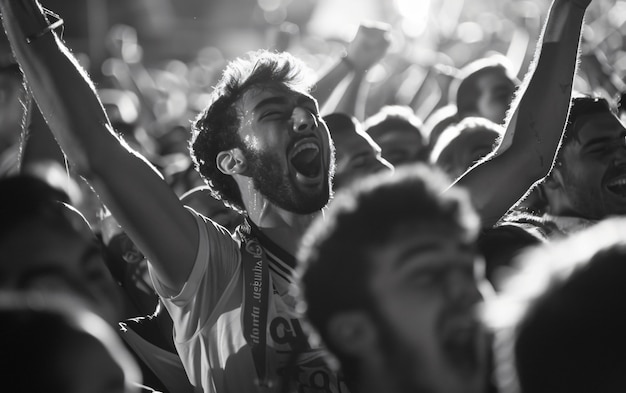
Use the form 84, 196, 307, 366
0, 0, 197, 291
454, 0, 591, 227
314, 22, 390, 112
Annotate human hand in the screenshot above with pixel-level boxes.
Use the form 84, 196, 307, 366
345, 21, 391, 72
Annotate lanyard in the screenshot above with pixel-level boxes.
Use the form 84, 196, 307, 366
239, 220, 273, 390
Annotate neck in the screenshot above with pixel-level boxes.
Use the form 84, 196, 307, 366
243, 187, 321, 256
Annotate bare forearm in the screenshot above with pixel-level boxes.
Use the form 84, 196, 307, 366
332, 71, 367, 119
499, 0, 586, 163
0, 0, 198, 289
455, 0, 587, 227
313, 59, 353, 109
0, 0, 117, 173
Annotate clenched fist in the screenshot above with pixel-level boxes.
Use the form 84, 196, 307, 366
345, 21, 391, 73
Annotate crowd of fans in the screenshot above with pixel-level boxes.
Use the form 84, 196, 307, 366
2, 0, 626, 392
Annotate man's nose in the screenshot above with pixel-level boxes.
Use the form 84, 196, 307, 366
291, 107, 318, 133
613, 136, 626, 164
445, 268, 483, 307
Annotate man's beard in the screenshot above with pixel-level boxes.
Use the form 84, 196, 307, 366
243, 147, 330, 215
561, 169, 618, 220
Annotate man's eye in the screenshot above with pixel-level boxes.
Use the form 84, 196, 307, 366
263, 112, 279, 118
586, 143, 607, 153
409, 270, 441, 287
261, 111, 285, 120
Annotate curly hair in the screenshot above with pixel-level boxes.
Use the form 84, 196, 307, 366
190, 50, 312, 213
296, 164, 479, 383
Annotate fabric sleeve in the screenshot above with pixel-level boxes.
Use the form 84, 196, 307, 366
149, 207, 242, 340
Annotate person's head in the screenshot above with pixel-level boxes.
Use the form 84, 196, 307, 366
485, 217, 626, 393
0, 175, 124, 324
0, 292, 141, 393
363, 105, 426, 167
539, 95, 626, 219
431, 117, 504, 180
324, 112, 393, 190
191, 49, 334, 216
297, 164, 490, 393
451, 55, 518, 125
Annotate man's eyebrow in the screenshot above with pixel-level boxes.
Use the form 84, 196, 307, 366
393, 242, 473, 269
253, 96, 289, 112
584, 136, 612, 146
392, 243, 442, 268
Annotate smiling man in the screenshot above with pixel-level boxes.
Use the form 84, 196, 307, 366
542, 96, 626, 221
497, 95, 626, 239
0, 0, 591, 391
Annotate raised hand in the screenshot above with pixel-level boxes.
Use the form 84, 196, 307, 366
345, 21, 391, 73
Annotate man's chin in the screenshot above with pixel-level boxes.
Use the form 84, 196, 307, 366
257, 187, 329, 215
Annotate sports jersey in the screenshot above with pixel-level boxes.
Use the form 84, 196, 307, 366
149, 208, 348, 393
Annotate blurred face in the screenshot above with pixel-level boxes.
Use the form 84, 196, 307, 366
366, 225, 489, 393
236, 84, 334, 214
373, 128, 425, 167
475, 70, 515, 125
333, 131, 393, 190
552, 112, 626, 219
0, 218, 124, 324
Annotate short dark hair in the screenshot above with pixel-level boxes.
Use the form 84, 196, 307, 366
451, 56, 518, 118
560, 94, 614, 149
296, 164, 479, 380
190, 50, 312, 213
485, 218, 626, 393
430, 116, 504, 165
363, 105, 424, 142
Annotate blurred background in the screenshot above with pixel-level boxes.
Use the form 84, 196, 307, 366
2, 0, 625, 206
18, 0, 622, 115
24, 0, 626, 76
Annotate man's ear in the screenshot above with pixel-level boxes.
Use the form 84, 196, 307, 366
216, 148, 247, 175
326, 311, 376, 357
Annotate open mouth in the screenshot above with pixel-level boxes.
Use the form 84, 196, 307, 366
442, 323, 481, 374
290, 142, 322, 180
606, 176, 626, 198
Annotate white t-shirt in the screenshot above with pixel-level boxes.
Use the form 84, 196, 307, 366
149, 209, 348, 393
